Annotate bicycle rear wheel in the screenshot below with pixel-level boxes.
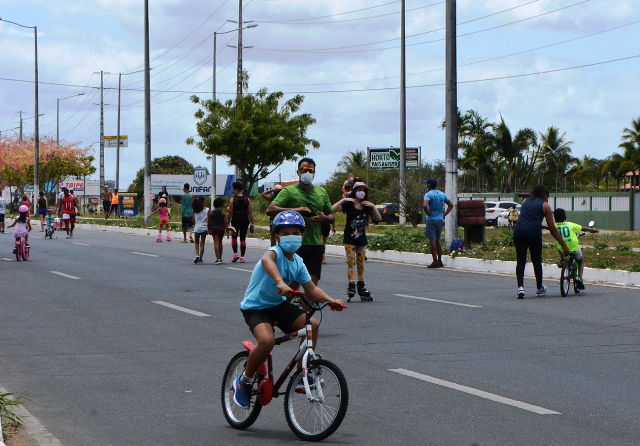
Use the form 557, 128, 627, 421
22, 245, 29, 261
284, 359, 348, 442
560, 261, 571, 297
221, 351, 262, 429
572, 260, 581, 294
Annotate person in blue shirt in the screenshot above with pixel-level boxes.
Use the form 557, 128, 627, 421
423, 178, 454, 268
233, 210, 345, 409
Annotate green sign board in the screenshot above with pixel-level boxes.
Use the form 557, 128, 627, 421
368, 147, 420, 169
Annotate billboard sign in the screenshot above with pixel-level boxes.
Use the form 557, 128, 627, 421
150, 173, 235, 196
368, 147, 420, 169
119, 195, 138, 217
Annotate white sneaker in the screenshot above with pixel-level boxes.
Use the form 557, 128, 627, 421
517, 288, 525, 299
536, 285, 548, 296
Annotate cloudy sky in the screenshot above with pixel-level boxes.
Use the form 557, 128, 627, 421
1, 0, 638, 189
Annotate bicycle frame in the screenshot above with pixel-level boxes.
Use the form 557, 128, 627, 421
242, 309, 324, 406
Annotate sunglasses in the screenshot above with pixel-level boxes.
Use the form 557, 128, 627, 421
300, 166, 315, 173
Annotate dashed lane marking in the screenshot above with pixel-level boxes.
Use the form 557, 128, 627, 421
226, 267, 252, 272
152, 301, 211, 317
72, 242, 90, 246
131, 251, 159, 257
389, 369, 561, 415
393, 293, 482, 308
51, 271, 81, 279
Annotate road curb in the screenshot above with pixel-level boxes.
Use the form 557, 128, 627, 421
75, 223, 640, 288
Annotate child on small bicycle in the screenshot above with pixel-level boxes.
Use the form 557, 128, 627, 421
8, 205, 32, 253
233, 210, 345, 409
553, 208, 598, 290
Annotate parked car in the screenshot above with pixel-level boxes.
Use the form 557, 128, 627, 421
497, 204, 521, 227
485, 201, 518, 226
376, 203, 423, 224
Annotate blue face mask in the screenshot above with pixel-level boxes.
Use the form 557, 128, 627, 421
279, 235, 303, 253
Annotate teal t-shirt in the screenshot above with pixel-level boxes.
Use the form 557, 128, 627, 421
181, 192, 193, 217
271, 183, 332, 246
424, 190, 449, 221
240, 244, 312, 310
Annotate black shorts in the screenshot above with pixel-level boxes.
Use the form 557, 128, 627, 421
321, 221, 330, 237
296, 244, 325, 280
241, 301, 305, 333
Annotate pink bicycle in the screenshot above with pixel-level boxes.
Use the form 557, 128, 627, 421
221, 290, 348, 441
14, 233, 30, 261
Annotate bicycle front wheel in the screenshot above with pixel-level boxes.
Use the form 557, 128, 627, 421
284, 359, 348, 442
560, 261, 571, 297
221, 351, 262, 430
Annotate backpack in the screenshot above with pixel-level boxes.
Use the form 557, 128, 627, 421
449, 239, 465, 253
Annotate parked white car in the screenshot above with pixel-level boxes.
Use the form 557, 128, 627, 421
485, 201, 518, 226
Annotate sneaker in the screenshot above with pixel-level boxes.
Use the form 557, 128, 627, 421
536, 285, 548, 296
232, 253, 239, 262
70, 231, 73, 238
438, 260, 444, 268
215, 259, 223, 265
517, 288, 525, 299
240, 257, 246, 263
576, 277, 585, 290
194, 255, 200, 264
66, 235, 70, 239
199, 257, 203, 264
296, 374, 324, 392
25, 243, 30, 247
427, 261, 440, 269
232, 376, 252, 409
12, 247, 17, 254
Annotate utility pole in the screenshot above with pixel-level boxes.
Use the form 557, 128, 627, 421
19, 111, 23, 141
399, 0, 407, 226
117, 73, 122, 191
99, 70, 105, 190
444, 0, 458, 245
237, 0, 243, 98
211, 31, 218, 203
144, 0, 152, 223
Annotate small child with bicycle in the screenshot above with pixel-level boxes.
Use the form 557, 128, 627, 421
233, 210, 345, 409
553, 208, 598, 290
8, 205, 32, 253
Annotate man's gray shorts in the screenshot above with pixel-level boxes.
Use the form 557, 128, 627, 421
425, 219, 444, 241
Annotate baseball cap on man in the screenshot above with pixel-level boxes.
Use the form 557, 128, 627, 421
426, 178, 437, 188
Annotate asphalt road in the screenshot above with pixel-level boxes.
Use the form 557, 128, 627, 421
1, 229, 639, 446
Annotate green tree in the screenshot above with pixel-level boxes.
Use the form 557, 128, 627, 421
187, 83, 319, 195
128, 155, 194, 196
458, 110, 496, 191
491, 115, 537, 192
601, 153, 626, 191
539, 126, 575, 192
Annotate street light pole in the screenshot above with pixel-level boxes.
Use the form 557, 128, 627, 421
0, 18, 39, 206
57, 93, 85, 146
399, 0, 407, 226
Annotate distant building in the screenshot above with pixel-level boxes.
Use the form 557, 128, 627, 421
621, 170, 640, 191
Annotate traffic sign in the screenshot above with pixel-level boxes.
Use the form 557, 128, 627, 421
104, 135, 128, 147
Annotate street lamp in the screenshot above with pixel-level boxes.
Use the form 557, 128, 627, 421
57, 93, 85, 146
0, 18, 39, 205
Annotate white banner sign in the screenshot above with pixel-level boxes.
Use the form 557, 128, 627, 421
151, 174, 235, 196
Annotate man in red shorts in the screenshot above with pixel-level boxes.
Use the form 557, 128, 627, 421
57, 187, 80, 239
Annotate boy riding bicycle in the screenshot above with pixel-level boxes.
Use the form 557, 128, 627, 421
553, 208, 598, 290
233, 210, 345, 409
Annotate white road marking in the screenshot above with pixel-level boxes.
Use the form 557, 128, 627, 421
152, 301, 211, 317
72, 242, 90, 246
1, 257, 12, 261
131, 251, 159, 257
227, 267, 252, 272
394, 293, 482, 308
51, 271, 81, 280
0, 386, 62, 445
389, 369, 561, 415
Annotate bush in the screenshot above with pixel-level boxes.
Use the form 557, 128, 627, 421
367, 228, 430, 253
592, 258, 616, 269
615, 244, 632, 252
593, 241, 609, 250
629, 264, 640, 272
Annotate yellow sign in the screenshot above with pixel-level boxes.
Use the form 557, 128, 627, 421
104, 136, 128, 148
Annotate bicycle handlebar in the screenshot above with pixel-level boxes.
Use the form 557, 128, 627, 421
284, 289, 347, 311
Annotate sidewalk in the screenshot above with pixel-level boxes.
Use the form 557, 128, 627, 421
75, 223, 640, 288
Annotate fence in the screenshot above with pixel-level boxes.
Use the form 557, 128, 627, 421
459, 192, 637, 231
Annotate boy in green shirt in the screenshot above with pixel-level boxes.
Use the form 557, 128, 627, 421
553, 208, 598, 290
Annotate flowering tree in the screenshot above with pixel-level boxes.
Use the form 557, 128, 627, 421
0, 135, 95, 194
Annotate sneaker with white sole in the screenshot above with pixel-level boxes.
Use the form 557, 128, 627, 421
536, 285, 548, 296
232, 376, 252, 409
194, 255, 200, 264
215, 259, 223, 265
295, 374, 324, 392
517, 288, 525, 299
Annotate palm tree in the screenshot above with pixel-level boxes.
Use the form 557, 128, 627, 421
491, 115, 537, 192
336, 150, 367, 174
620, 117, 640, 189
602, 153, 626, 191
621, 116, 640, 147
458, 110, 496, 191
539, 126, 575, 192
